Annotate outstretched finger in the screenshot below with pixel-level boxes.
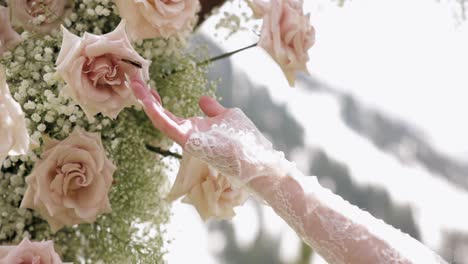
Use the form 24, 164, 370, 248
131, 76, 152, 101
141, 82, 184, 123
140, 98, 188, 145
130, 77, 187, 145
199, 96, 227, 117
150, 89, 162, 105
149, 86, 185, 123
131, 77, 183, 121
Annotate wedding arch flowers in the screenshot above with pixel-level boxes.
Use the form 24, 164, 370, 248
10, 0, 73, 34
0, 238, 66, 264
0, 0, 316, 261
21, 128, 116, 232
0, 0, 210, 259
114, 0, 200, 40
0, 67, 30, 165
55, 21, 150, 119
252, 0, 315, 86
167, 153, 249, 220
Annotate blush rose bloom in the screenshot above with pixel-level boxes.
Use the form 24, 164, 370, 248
114, 0, 200, 40
167, 153, 249, 221
55, 21, 150, 119
0, 6, 22, 55
252, 0, 315, 86
0, 67, 30, 165
0, 238, 69, 264
20, 128, 116, 232
10, 0, 72, 34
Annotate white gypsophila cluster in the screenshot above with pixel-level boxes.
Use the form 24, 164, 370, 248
0, 170, 32, 241
0, 0, 188, 156
212, 0, 260, 39
0, 29, 114, 246
0, 0, 214, 262
3, 36, 112, 141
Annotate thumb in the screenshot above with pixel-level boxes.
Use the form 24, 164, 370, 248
199, 96, 227, 117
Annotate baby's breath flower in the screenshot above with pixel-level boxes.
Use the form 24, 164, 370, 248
0, 0, 215, 262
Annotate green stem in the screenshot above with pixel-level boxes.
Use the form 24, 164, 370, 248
159, 43, 258, 77
146, 144, 182, 159
197, 43, 258, 66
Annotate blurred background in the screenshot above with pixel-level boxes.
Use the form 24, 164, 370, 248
164, 0, 468, 263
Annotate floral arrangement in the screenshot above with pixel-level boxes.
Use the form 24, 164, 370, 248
0, 0, 314, 263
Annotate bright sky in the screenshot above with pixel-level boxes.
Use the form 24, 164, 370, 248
165, 0, 468, 263
305, 0, 468, 160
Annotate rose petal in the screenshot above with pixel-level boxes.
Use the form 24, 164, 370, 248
168, 152, 249, 221
166, 153, 209, 202
256, 0, 314, 86
115, 0, 199, 40
20, 129, 115, 232
55, 21, 150, 119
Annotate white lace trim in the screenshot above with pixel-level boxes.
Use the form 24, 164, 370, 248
185, 108, 290, 187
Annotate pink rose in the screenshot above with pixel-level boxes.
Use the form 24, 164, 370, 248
0, 6, 21, 55
21, 128, 116, 232
114, 0, 200, 40
55, 21, 150, 119
167, 153, 249, 221
253, 0, 315, 86
0, 238, 66, 264
0, 67, 30, 165
10, 0, 72, 34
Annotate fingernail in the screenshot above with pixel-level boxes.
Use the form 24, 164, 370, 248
124, 73, 131, 88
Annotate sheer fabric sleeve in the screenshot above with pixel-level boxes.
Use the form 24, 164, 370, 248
184, 108, 448, 264
247, 171, 448, 264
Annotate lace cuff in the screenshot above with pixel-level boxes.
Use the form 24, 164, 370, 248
184, 108, 292, 187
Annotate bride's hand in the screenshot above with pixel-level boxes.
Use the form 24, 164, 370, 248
130, 76, 228, 146
131, 77, 289, 185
